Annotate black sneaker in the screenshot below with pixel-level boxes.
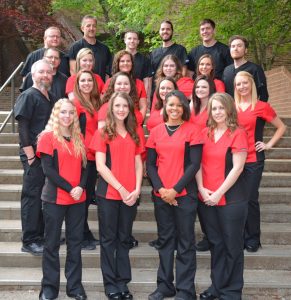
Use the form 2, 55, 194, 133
129, 238, 138, 249
81, 240, 96, 250
196, 237, 210, 252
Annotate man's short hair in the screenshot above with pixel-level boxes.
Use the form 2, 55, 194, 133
44, 27, 61, 38
228, 35, 249, 48
31, 59, 53, 74
43, 47, 60, 57
200, 19, 216, 29
124, 30, 140, 39
160, 20, 174, 31
81, 15, 97, 26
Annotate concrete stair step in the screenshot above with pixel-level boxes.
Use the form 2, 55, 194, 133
264, 159, 291, 172
264, 126, 291, 136
265, 147, 291, 159
264, 136, 291, 148
0, 123, 18, 133
0, 267, 290, 298
0, 220, 291, 245
0, 156, 21, 169
260, 172, 291, 187
0, 133, 19, 143
1, 201, 291, 223
0, 184, 291, 205
0, 242, 290, 271
0, 144, 19, 156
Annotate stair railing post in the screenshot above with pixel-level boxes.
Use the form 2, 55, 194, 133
11, 78, 15, 133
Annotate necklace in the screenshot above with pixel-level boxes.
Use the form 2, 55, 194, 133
165, 121, 184, 132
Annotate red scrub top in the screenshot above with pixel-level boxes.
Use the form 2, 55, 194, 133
200, 127, 248, 206
90, 129, 143, 200
237, 100, 276, 163
190, 109, 208, 129
146, 109, 163, 132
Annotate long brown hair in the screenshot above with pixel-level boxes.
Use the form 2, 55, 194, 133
73, 70, 101, 115
192, 75, 216, 115
155, 54, 183, 84
196, 53, 216, 80
155, 77, 178, 110
111, 50, 135, 79
207, 93, 239, 138
102, 72, 139, 109
102, 92, 140, 145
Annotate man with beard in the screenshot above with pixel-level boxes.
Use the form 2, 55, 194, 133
20, 47, 68, 100
20, 27, 70, 78
222, 35, 269, 101
150, 20, 188, 102
14, 60, 57, 255
187, 19, 232, 80
68, 15, 112, 82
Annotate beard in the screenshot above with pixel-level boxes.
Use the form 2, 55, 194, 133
162, 33, 173, 42
38, 80, 52, 91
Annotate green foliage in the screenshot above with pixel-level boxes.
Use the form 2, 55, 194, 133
52, 0, 291, 70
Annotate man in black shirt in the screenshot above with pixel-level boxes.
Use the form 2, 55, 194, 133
124, 30, 152, 99
20, 47, 67, 100
20, 26, 70, 78
14, 60, 57, 256
188, 19, 232, 80
222, 35, 269, 101
68, 15, 112, 82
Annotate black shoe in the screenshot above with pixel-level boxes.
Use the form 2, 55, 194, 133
245, 244, 260, 252
196, 237, 210, 252
67, 293, 87, 300
89, 237, 100, 246
39, 292, 57, 300
121, 291, 133, 299
148, 290, 176, 300
148, 239, 157, 247
21, 242, 43, 256
107, 292, 122, 300
129, 238, 138, 249
81, 239, 96, 250
60, 237, 66, 245
199, 291, 217, 300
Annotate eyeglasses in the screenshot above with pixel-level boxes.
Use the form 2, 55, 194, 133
44, 56, 60, 60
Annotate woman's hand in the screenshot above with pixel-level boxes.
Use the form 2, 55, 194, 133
159, 188, 178, 206
118, 186, 130, 202
70, 186, 83, 201
255, 141, 270, 152
124, 189, 140, 206
204, 190, 222, 206
199, 187, 213, 202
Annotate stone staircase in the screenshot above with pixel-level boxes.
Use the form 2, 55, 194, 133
0, 112, 291, 299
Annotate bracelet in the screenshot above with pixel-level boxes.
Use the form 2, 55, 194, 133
117, 185, 123, 191
27, 155, 36, 161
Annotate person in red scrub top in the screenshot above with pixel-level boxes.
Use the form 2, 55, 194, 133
73, 69, 102, 250
37, 99, 88, 300
146, 90, 202, 300
190, 74, 216, 252
102, 50, 147, 121
234, 71, 286, 252
151, 54, 194, 111
196, 54, 225, 92
66, 48, 104, 100
146, 77, 177, 132
197, 93, 248, 300
90, 92, 143, 300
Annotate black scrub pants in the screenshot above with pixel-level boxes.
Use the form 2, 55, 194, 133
199, 200, 248, 300
244, 161, 264, 247
98, 197, 137, 295
41, 201, 86, 299
83, 160, 98, 241
153, 194, 197, 300
20, 151, 45, 245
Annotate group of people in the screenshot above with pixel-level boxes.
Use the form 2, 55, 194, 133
14, 14, 286, 300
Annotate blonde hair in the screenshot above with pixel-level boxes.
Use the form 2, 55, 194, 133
234, 71, 257, 111
75, 48, 95, 73
207, 93, 239, 138
39, 98, 87, 167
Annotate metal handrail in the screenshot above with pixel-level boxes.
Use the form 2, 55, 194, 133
0, 62, 24, 133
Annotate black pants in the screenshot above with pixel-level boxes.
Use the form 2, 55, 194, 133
83, 160, 97, 241
199, 200, 248, 300
98, 197, 137, 295
41, 201, 86, 298
244, 161, 264, 247
154, 194, 197, 299
20, 151, 44, 245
